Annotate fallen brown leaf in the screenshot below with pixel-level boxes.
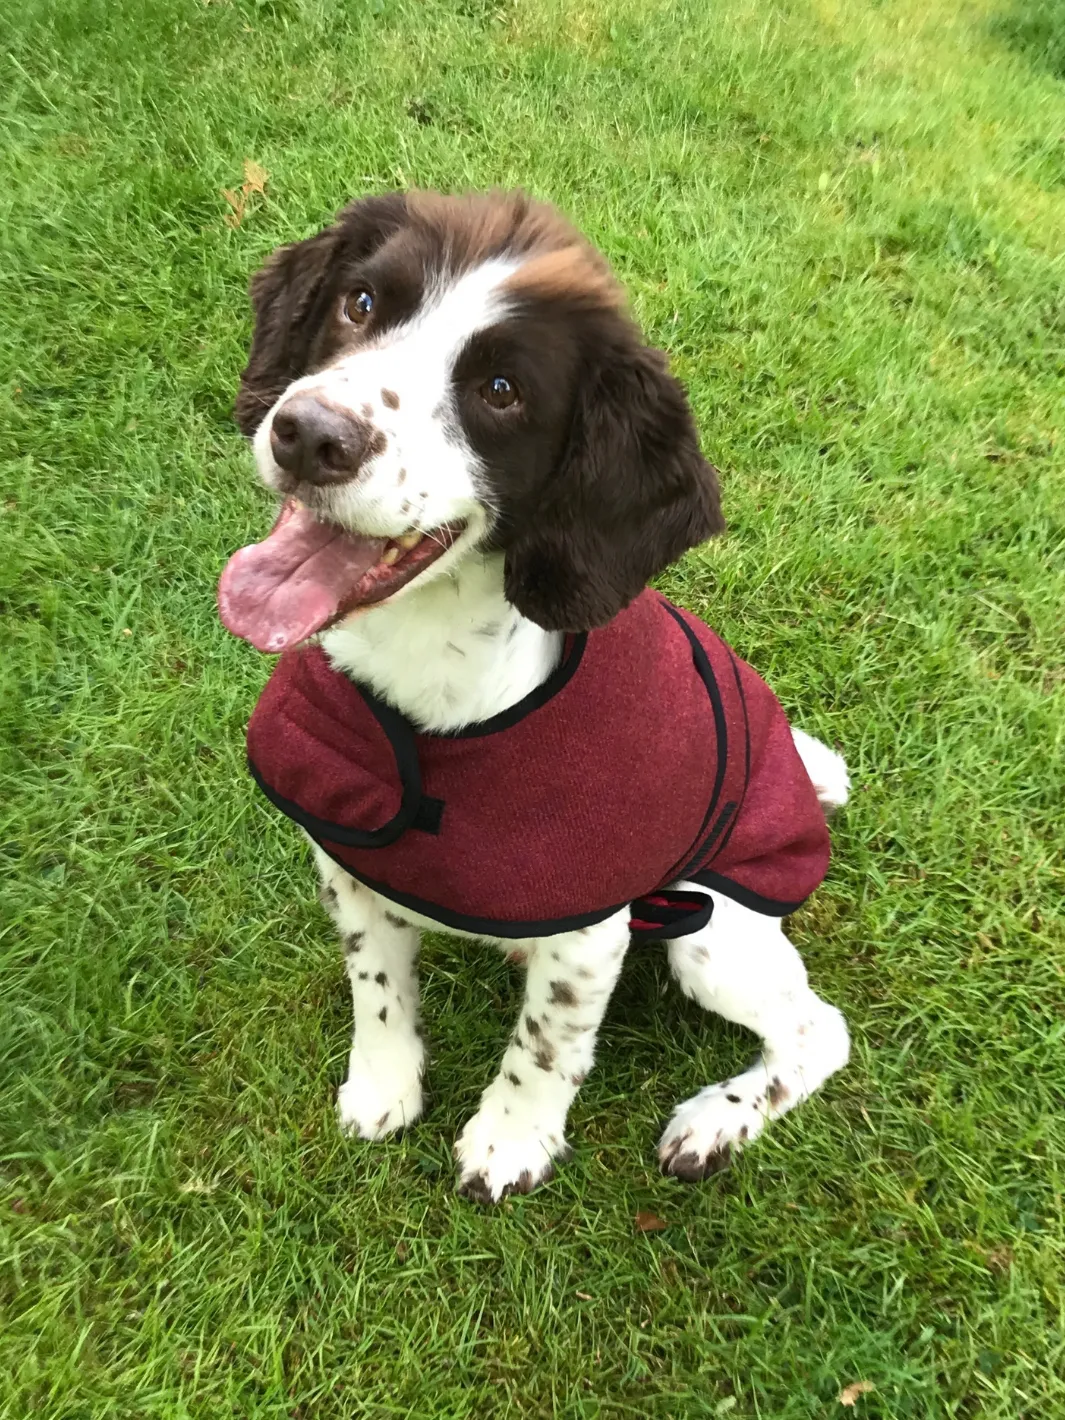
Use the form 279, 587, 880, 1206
839, 1380, 875, 1407
243, 157, 268, 194
222, 158, 269, 228
634, 1210, 668, 1232
222, 187, 246, 229
985, 1245, 1014, 1274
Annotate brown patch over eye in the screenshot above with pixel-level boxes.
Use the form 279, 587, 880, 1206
480, 375, 519, 409
344, 286, 374, 324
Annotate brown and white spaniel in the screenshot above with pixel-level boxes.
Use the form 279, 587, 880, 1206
218, 190, 850, 1203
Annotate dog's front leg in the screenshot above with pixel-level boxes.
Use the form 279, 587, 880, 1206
313, 848, 425, 1139
455, 910, 630, 1203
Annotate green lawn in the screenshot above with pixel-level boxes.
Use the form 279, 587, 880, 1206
3, 0, 1064, 1414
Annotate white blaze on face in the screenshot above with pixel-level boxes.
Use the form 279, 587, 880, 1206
252, 257, 521, 539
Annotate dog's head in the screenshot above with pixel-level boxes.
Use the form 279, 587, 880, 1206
221, 190, 724, 651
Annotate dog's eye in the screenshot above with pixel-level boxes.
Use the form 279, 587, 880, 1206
343, 287, 374, 324
480, 375, 519, 410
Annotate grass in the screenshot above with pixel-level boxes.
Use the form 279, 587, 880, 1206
2, 0, 1064, 1413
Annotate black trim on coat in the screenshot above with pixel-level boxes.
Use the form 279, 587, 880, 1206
707, 648, 751, 865
248, 679, 426, 849
658, 599, 738, 884
689, 869, 808, 918
310, 837, 627, 938
424, 632, 588, 739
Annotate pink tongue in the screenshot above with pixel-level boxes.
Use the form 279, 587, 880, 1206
218, 499, 386, 653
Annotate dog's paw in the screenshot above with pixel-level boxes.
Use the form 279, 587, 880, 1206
454, 1100, 569, 1203
658, 1080, 769, 1182
336, 1060, 424, 1140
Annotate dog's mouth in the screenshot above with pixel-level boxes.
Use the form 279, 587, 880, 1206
218, 498, 465, 653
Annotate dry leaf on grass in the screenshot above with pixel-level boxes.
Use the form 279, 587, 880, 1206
223, 158, 269, 228
634, 1210, 668, 1232
839, 1380, 875, 1406
242, 158, 267, 194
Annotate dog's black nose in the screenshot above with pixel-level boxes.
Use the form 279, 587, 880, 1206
269, 395, 377, 485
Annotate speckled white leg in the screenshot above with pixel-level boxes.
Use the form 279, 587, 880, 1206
314, 848, 426, 1139
454, 910, 631, 1203
659, 889, 849, 1179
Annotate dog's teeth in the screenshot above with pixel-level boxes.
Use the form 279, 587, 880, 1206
396, 532, 421, 550
380, 545, 401, 566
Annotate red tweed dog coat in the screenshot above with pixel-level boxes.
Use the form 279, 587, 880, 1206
246, 591, 830, 939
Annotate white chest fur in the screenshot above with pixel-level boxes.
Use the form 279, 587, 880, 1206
319, 552, 563, 732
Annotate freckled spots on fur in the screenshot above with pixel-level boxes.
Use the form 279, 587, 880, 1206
375, 971, 388, 986
446, 641, 467, 656
576, 967, 594, 980
571, 1070, 587, 1086
507, 621, 519, 641
766, 1077, 789, 1108
690, 944, 710, 963
506, 1072, 522, 1087
550, 951, 560, 963
418, 490, 428, 501
525, 1015, 542, 1037
400, 499, 412, 515
368, 430, 387, 459
534, 1045, 556, 1071
739, 1125, 749, 1141
487, 1144, 495, 1156
345, 932, 363, 954
549, 980, 578, 1007
513, 1035, 525, 1050
726, 1093, 741, 1103
385, 911, 408, 929
475, 621, 501, 637
319, 884, 338, 910
381, 388, 400, 409
361, 402, 373, 418
378, 1006, 388, 1023
375, 1110, 390, 1129
357, 971, 368, 980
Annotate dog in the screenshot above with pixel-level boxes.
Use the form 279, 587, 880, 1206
218, 190, 851, 1203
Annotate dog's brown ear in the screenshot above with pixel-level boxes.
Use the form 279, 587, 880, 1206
503, 339, 725, 631
234, 193, 409, 436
